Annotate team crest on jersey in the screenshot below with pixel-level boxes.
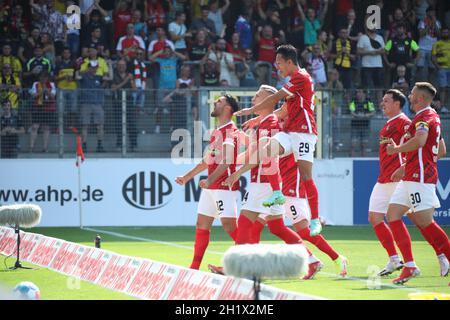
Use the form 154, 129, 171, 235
289, 189, 295, 194
379, 137, 390, 145
301, 125, 308, 130
259, 129, 269, 137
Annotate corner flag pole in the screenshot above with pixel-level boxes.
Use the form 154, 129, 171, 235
72, 128, 85, 229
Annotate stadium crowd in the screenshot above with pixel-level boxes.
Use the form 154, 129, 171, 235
0, 0, 450, 156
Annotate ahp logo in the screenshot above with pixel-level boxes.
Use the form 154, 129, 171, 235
122, 172, 172, 210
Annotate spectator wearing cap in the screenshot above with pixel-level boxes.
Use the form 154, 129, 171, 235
55, 48, 78, 130
29, 71, 56, 153
0, 44, 22, 78
79, 47, 110, 79
199, 55, 220, 87
168, 11, 190, 55
0, 63, 21, 112
23, 46, 52, 88
1, 99, 24, 158
348, 89, 375, 157
384, 23, 419, 85
208, 38, 239, 87
76, 60, 106, 152
208, 0, 230, 39
234, 11, 252, 50
82, 27, 110, 58
191, 5, 216, 42
147, 27, 175, 58
116, 23, 146, 61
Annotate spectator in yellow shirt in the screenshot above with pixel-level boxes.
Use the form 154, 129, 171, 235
0, 44, 22, 78
432, 27, 450, 107
0, 64, 21, 112
79, 47, 111, 78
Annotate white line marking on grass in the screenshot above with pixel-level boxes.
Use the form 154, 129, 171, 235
82, 227, 225, 254
84, 227, 440, 295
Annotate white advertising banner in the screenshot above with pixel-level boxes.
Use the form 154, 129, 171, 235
0, 159, 353, 227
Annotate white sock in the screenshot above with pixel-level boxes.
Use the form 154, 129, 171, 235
404, 261, 416, 268
437, 253, 446, 259
390, 255, 400, 262
309, 255, 319, 264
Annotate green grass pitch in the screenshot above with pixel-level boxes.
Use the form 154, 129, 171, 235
0, 225, 449, 300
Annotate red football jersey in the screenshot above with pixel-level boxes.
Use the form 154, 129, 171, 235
250, 114, 281, 184
404, 107, 441, 184
281, 68, 317, 135
378, 113, 411, 183
279, 154, 306, 198
207, 121, 240, 190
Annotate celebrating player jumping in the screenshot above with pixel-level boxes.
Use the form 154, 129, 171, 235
235, 44, 322, 236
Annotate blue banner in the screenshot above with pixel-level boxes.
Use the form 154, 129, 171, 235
353, 159, 450, 225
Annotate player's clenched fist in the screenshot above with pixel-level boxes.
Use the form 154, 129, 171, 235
199, 179, 210, 189
222, 172, 239, 187
386, 139, 398, 155
175, 176, 188, 185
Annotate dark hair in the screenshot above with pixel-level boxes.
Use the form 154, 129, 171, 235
223, 94, 239, 113
426, 6, 435, 13
276, 44, 298, 64
415, 82, 437, 98
175, 11, 185, 18
200, 5, 209, 11
385, 89, 406, 108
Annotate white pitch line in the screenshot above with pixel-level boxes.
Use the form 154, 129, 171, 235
84, 227, 440, 295
83, 227, 225, 254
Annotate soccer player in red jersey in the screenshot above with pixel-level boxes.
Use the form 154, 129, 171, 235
209, 85, 320, 279
368, 89, 412, 276
250, 153, 348, 279
175, 94, 240, 270
236, 44, 323, 236
386, 82, 449, 285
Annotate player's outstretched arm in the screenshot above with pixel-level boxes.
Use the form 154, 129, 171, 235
387, 130, 429, 155
274, 102, 288, 120
200, 143, 235, 189
175, 160, 208, 185
234, 90, 289, 116
438, 137, 446, 159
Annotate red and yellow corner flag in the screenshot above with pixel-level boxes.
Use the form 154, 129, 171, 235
71, 127, 85, 166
